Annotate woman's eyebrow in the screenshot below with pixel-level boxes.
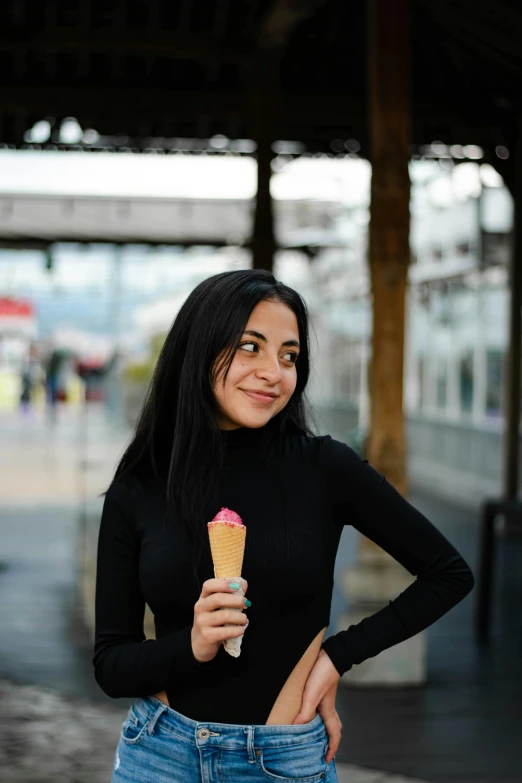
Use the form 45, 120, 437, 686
243, 329, 300, 349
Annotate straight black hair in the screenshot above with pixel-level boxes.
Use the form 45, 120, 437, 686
112, 268, 316, 590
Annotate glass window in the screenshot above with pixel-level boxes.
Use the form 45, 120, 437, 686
486, 350, 503, 418
436, 358, 447, 409
456, 241, 471, 256
418, 355, 425, 409
459, 351, 474, 414
338, 340, 361, 404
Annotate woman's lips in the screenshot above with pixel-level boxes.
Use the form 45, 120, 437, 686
240, 389, 278, 405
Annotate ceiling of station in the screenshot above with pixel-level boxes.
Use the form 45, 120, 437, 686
0, 0, 520, 187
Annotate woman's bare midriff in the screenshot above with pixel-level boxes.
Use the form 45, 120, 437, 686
153, 626, 328, 725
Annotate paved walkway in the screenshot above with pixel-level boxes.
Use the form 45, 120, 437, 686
0, 404, 126, 506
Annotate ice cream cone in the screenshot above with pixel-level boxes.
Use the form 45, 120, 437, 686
207, 521, 246, 578
207, 509, 248, 658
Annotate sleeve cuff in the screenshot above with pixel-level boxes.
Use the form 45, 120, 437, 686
320, 636, 352, 678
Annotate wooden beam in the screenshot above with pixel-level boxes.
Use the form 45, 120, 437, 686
0, 86, 244, 117
365, 0, 411, 560
0, 83, 510, 134
0, 30, 251, 64
423, 0, 522, 81
258, 0, 326, 48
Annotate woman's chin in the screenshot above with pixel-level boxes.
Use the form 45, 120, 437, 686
239, 417, 271, 430
233, 408, 275, 429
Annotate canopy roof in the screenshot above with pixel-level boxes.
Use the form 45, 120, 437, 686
0, 0, 520, 184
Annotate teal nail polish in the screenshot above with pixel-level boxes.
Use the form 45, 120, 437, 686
244, 599, 252, 608
229, 582, 240, 590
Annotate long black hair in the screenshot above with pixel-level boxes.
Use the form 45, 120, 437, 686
113, 268, 316, 588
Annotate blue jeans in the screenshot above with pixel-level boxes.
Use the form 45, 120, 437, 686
112, 695, 339, 782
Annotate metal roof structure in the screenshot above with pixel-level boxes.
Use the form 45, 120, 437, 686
0, 150, 362, 248
0, 191, 251, 248
0, 0, 520, 187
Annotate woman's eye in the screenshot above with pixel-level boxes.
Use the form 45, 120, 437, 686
239, 342, 298, 363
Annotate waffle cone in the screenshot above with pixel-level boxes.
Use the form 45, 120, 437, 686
207, 521, 246, 578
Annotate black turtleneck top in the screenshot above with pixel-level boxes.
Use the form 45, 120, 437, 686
93, 425, 474, 724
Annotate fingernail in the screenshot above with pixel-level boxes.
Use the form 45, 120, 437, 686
229, 582, 240, 590
244, 599, 251, 608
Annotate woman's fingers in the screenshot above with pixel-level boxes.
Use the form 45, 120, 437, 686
207, 608, 248, 627
322, 711, 342, 765
213, 624, 247, 640
200, 577, 247, 598
198, 578, 249, 614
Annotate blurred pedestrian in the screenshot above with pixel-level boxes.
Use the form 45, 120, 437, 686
44, 349, 61, 422
19, 360, 33, 415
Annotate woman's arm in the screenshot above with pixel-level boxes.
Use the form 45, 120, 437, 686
93, 480, 213, 698
318, 435, 475, 677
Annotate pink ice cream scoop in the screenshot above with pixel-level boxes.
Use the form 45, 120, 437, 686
210, 507, 244, 526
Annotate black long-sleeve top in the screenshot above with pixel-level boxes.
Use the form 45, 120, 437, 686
93, 425, 474, 724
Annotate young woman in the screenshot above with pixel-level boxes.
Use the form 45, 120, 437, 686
94, 268, 474, 783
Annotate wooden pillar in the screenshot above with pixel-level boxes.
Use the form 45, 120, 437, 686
328, 0, 424, 684
249, 51, 280, 273
502, 117, 522, 500
365, 0, 411, 557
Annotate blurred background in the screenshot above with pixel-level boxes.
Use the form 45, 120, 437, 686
0, 1, 521, 782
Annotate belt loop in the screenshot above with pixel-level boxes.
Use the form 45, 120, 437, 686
148, 703, 168, 735
245, 725, 256, 763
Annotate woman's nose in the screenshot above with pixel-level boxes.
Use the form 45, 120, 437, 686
256, 354, 281, 381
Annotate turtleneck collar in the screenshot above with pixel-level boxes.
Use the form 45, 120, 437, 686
219, 421, 277, 464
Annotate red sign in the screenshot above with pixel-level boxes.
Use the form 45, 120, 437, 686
0, 297, 34, 318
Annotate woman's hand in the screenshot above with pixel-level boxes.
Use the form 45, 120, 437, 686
292, 649, 342, 765
191, 577, 249, 663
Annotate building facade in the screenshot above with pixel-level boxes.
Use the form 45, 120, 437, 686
305, 163, 513, 507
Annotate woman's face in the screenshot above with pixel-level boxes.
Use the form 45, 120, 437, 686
213, 299, 301, 430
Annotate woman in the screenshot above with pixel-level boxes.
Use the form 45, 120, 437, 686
94, 269, 474, 783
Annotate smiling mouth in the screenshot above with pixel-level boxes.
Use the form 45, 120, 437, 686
240, 389, 279, 404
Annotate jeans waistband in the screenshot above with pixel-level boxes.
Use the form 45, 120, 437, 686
133, 695, 326, 750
